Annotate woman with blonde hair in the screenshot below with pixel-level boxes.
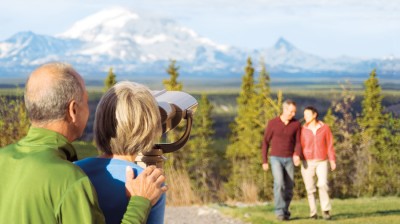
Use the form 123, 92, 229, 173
76, 81, 166, 224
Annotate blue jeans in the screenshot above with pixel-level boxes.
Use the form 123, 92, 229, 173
270, 156, 295, 217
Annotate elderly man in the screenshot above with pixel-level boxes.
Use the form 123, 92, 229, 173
261, 99, 301, 221
0, 62, 167, 223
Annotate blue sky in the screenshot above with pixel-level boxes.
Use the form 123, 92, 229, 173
1, 0, 399, 59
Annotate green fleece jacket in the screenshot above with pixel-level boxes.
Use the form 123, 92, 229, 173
0, 127, 151, 223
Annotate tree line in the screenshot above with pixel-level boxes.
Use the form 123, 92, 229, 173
160, 58, 400, 203
1, 59, 399, 204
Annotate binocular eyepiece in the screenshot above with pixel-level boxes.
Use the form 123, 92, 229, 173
140, 90, 198, 168
153, 90, 198, 134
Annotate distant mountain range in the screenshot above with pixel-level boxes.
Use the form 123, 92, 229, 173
0, 7, 399, 80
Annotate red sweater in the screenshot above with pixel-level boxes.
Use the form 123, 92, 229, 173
261, 117, 301, 163
301, 121, 336, 161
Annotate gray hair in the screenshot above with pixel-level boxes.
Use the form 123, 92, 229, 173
94, 81, 162, 155
24, 62, 84, 124
282, 99, 296, 109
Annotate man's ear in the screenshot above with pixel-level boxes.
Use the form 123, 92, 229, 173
67, 100, 78, 123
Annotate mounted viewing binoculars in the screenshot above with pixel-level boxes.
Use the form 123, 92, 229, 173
140, 90, 198, 168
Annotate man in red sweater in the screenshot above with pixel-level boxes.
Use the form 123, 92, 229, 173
261, 99, 301, 221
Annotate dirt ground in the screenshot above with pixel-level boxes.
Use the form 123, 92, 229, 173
164, 206, 247, 224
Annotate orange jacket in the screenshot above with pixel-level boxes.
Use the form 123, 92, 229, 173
301, 121, 336, 161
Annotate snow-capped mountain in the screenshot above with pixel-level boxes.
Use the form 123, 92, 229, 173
0, 7, 398, 79
259, 37, 331, 73
58, 8, 231, 61
253, 37, 397, 76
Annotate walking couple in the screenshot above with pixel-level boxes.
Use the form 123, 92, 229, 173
261, 100, 336, 221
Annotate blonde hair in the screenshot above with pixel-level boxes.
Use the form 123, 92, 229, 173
94, 81, 161, 155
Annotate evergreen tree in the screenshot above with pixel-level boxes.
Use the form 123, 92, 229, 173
226, 57, 261, 201
381, 114, 400, 195
163, 60, 182, 91
187, 94, 217, 202
162, 60, 186, 169
255, 59, 283, 126
356, 69, 388, 195
253, 59, 282, 200
103, 67, 117, 92
255, 59, 272, 127
359, 69, 385, 136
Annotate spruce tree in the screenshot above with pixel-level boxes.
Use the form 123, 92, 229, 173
161, 60, 199, 203
255, 59, 283, 126
103, 67, 117, 92
381, 114, 400, 195
359, 69, 385, 136
255, 59, 272, 127
253, 59, 282, 200
187, 94, 217, 202
356, 69, 388, 195
162, 60, 186, 169
163, 60, 182, 91
226, 57, 261, 201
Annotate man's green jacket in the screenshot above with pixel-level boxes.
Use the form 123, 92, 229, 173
0, 127, 151, 223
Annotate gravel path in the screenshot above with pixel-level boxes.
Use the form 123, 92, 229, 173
164, 206, 247, 224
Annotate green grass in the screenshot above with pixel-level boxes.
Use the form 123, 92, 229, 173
218, 197, 400, 224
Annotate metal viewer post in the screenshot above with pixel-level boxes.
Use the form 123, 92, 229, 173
141, 109, 194, 168
140, 90, 197, 168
